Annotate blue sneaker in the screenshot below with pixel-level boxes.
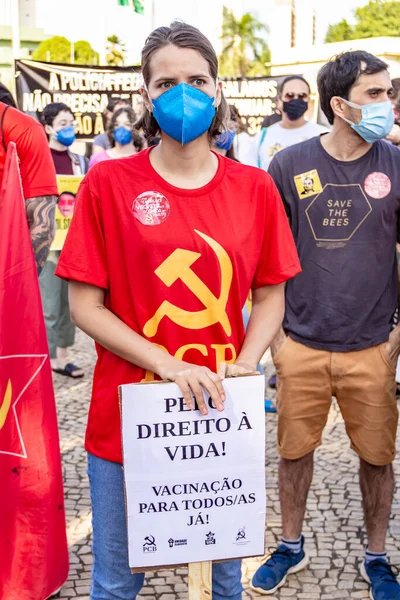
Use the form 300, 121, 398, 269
250, 536, 309, 595
361, 559, 400, 599
264, 399, 277, 413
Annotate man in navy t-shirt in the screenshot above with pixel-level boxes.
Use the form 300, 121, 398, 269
252, 51, 400, 600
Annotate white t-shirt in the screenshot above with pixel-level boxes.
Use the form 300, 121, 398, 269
232, 132, 256, 166
256, 120, 329, 171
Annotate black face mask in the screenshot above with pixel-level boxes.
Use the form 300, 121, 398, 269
283, 98, 308, 121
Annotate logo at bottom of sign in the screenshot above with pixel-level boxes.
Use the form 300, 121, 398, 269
205, 531, 216, 545
234, 526, 250, 546
168, 538, 188, 548
143, 535, 157, 553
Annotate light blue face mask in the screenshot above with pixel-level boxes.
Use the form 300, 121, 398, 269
149, 82, 217, 145
340, 98, 394, 143
55, 125, 76, 147
215, 129, 236, 151
113, 126, 133, 146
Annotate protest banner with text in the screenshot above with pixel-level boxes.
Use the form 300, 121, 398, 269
15, 61, 293, 138
15, 60, 141, 140
223, 75, 288, 135
120, 376, 266, 570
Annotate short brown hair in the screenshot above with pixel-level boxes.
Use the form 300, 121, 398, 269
136, 21, 230, 141
108, 106, 144, 151
317, 51, 388, 125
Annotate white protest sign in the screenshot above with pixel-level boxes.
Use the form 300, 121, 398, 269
120, 375, 266, 569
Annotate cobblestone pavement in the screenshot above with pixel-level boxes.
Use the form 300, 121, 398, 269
55, 330, 400, 600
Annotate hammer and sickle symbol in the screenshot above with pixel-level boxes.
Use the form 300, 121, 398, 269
0, 380, 12, 430
143, 230, 233, 337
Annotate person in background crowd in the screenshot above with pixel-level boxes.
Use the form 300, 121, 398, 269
251, 50, 400, 600
40, 102, 88, 378
216, 106, 276, 412
92, 97, 131, 154
56, 20, 300, 600
386, 77, 400, 146
133, 96, 144, 119
261, 110, 282, 129
256, 75, 328, 394
42, 103, 88, 175
89, 106, 144, 168
0, 98, 57, 274
0, 81, 17, 107
251, 111, 283, 168
254, 75, 328, 171
228, 104, 254, 165
212, 113, 238, 161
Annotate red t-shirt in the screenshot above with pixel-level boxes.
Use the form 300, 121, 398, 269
56, 149, 300, 463
0, 103, 57, 198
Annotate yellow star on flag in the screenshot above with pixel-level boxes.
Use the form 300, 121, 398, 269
0, 355, 47, 459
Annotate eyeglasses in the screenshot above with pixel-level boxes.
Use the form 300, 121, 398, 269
283, 92, 309, 101
56, 121, 79, 130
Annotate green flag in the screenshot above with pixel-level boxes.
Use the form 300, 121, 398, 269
118, 0, 144, 10
118, 0, 144, 12
133, 0, 144, 13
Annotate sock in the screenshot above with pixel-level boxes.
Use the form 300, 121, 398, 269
281, 536, 302, 554
365, 549, 387, 564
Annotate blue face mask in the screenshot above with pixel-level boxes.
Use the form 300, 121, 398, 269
215, 129, 236, 151
340, 99, 394, 143
55, 126, 76, 147
113, 126, 133, 146
150, 82, 216, 145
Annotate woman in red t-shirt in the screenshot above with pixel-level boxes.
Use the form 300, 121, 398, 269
57, 21, 300, 600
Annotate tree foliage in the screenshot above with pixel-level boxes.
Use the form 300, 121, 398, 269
106, 35, 126, 67
325, 19, 353, 43
32, 36, 99, 64
32, 36, 71, 63
325, 0, 400, 43
74, 41, 100, 65
219, 7, 270, 77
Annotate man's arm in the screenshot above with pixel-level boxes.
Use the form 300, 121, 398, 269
384, 245, 400, 363
25, 195, 56, 275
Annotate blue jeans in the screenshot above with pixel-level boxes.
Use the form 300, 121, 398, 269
87, 453, 243, 599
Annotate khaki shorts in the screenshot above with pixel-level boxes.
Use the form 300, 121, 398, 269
274, 337, 398, 466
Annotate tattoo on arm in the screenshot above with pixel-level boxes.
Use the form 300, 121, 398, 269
96, 305, 107, 311
25, 195, 56, 275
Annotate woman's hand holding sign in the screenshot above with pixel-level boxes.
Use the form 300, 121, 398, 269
155, 357, 226, 415
156, 358, 259, 416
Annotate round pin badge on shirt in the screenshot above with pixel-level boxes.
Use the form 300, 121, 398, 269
132, 191, 170, 226
364, 172, 391, 199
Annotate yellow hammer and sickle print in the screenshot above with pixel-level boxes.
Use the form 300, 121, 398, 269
143, 230, 233, 337
0, 380, 12, 430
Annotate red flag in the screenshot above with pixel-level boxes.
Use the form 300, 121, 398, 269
0, 144, 69, 599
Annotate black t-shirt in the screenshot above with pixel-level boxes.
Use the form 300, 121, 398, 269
269, 136, 400, 351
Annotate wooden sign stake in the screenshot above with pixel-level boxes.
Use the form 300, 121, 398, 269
188, 561, 212, 599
